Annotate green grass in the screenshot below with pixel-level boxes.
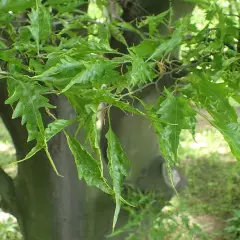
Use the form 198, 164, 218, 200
178, 118, 240, 216
172, 115, 240, 239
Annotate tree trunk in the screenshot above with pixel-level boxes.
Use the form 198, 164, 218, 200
0, 80, 126, 240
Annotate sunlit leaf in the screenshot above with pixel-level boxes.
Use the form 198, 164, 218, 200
34, 60, 83, 80
0, 0, 35, 12
109, 24, 128, 46
5, 77, 61, 174
130, 54, 156, 86
156, 90, 196, 163
192, 75, 238, 123
46, 0, 86, 13
130, 39, 160, 58
5, 78, 52, 141
106, 125, 130, 230
149, 30, 182, 60
18, 119, 74, 163
223, 57, 240, 68
138, 9, 170, 36
28, 5, 52, 52
212, 122, 240, 162
66, 133, 110, 193
45, 119, 75, 140
61, 61, 113, 93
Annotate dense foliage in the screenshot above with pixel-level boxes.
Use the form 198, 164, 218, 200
1, 0, 240, 227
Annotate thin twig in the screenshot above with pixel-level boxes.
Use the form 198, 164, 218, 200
120, 60, 199, 98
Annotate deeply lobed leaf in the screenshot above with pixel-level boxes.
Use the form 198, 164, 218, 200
106, 125, 130, 230
156, 90, 196, 164
66, 133, 110, 193
5, 78, 53, 141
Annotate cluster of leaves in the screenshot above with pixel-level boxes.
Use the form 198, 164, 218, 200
109, 188, 208, 240
0, 217, 22, 240
0, 0, 240, 229
225, 209, 240, 239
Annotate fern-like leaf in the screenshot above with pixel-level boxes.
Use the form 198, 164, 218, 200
5, 79, 52, 141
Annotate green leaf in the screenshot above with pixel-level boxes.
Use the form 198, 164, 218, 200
59, 37, 116, 56
192, 75, 238, 123
17, 119, 74, 162
130, 39, 160, 58
116, 22, 144, 40
5, 78, 52, 141
46, 0, 86, 13
223, 57, 240, 68
212, 122, 240, 162
28, 4, 52, 52
39, 5, 52, 41
61, 61, 110, 93
66, 133, 110, 193
34, 60, 83, 80
156, 90, 196, 163
28, 8, 40, 52
149, 30, 182, 60
138, 9, 170, 36
106, 125, 130, 230
91, 92, 145, 116
0, 40, 7, 49
29, 59, 45, 74
45, 119, 75, 141
5, 78, 61, 175
130, 54, 156, 86
0, 0, 35, 13
109, 24, 128, 47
